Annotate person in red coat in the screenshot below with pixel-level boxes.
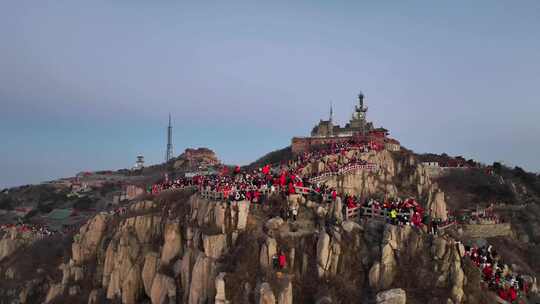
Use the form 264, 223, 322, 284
412, 212, 422, 227
280, 172, 287, 186
498, 288, 508, 302
347, 196, 356, 209
482, 264, 493, 281
279, 251, 287, 269
288, 182, 296, 195
508, 286, 517, 302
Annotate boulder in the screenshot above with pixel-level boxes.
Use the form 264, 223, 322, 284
69, 285, 81, 296
72, 214, 108, 264
19, 285, 31, 303
102, 241, 116, 286
265, 217, 284, 231
44, 283, 64, 304
450, 257, 464, 304
188, 253, 216, 304
306, 200, 317, 209
130, 215, 163, 244
161, 221, 182, 265
456, 242, 466, 258
106, 268, 121, 300
331, 197, 343, 223
190, 195, 211, 226
234, 200, 251, 230
450, 286, 464, 304
432, 237, 447, 260
278, 279, 293, 304
316, 296, 333, 304
316, 206, 328, 218
142, 252, 160, 297
103, 230, 142, 301
215, 272, 229, 304
214, 202, 228, 233
0, 238, 20, 261
180, 249, 197, 302
88, 289, 104, 304
72, 266, 84, 282
427, 189, 448, 221
316, 232, 341, 278
129, 200, 156, 212
259, 282, 276, 304
150, 273, 176, 304
379, 244, 397, 289
342, 220, 362, 233
376, 288, 406, 304
317, 232, 331, 278
60, 263, 71, 285
260, 237, 277, 270
287, 194, 304, 207
203, 234, 228, 259
369, 262, 381, 288
5, 266, 16, 280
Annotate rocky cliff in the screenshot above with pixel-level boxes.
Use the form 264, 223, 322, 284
173, 148, 220, 171
2, 148, 540, 304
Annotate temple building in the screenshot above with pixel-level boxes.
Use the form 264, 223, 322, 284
292, 92, 401, 154
311, 93, 374, 138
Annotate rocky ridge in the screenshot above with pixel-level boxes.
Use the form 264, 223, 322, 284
1, 147, 539, 303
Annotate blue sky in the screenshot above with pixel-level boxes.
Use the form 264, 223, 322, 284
1, 1, 539, 188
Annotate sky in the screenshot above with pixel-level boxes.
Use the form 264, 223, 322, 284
1, 1, 539, 188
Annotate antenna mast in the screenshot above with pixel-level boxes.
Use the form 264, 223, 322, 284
166, 114, 173, 162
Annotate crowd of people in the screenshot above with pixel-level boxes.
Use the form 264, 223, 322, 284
344, 197, 426, 227
144, 140, 435, 227
307, 159, 375, 182
148, 141, 376, 205
145, 140, 513, 237
293, 140, 371, 166
454, 205, 503, 225
0, 223, 57, 238
465, 244, 530, 302
106, 206, 129, 217
147, 176, 196, 195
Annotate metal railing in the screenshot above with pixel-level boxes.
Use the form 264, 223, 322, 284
294, 186, 313, 195
198, 186, 285, 201
438, 221, 457, 230
345, 205, 414, 221
346, 205, 457, 230
309, 163, 379, 183
199, 189, 225, 200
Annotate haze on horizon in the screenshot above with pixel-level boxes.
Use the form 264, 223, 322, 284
1, 1, 539, 188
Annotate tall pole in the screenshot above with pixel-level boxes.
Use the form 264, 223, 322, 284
166, 113, 173, 162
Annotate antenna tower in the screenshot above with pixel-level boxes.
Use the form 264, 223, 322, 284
166, 114, 173, 162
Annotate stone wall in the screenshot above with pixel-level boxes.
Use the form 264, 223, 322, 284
291, 136, 353, 154
291, 136, 400, 154
461, 223, 513, 239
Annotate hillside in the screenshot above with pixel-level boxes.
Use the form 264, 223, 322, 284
1, 143, 540, 304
